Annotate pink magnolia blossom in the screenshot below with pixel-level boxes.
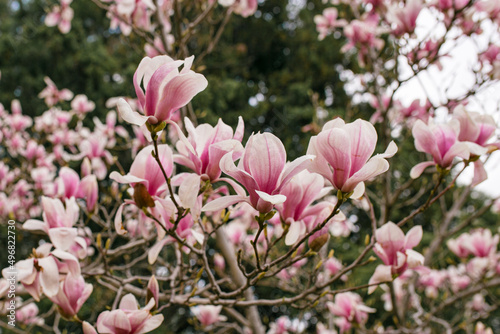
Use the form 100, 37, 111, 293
191, 305, 227, 327
314, 8, 347, 40
38, 77, 74, 107
89, 294, 163, 334
453, 106, 499, 185
45, 0, 74, 34
462, 229, 499, 258
386, 0, 423, 36
23, 196, 80, 251
232, 0, 258, 17
117, 55, 208, 127
2, 244, 80, 301
55, 167, 98, 212
410, 119, 483, 178
475, 322, 494, 334
202, 132, 314, 214
369, 222, 424, 293
326, 292, 375, 334
71, 94, 95, 114
48, 273, 93, 318
16, 303, 45, 326
174, 117, 244, 182
274, 170, 333, 245
307, 118, 397, 199
111, 144, 173, 234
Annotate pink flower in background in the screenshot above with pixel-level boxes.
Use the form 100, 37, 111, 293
232, 0, 258, 17
111, 144, 173, 199
23, 196, 80, 251
191, 305, 227, 327
326, 292, 375, 333
314, 8, 347, 40
386, 0, 423, 36
93, 294, 164, 334
71, 94, 95, 114
174, 117, 244, 181
16, 303, 45, 326
410, 119, 483, 178
117, 55, 208, 127
369, 222, 424, 292
475, 322, 494, 334
38, 77, 74, 107
307, 118, 397, 199
48, 273, 93, 318
203, 132, 314, 214
45, 0, 74, 34
463, 229, 499, 258
2, 244, 80, 301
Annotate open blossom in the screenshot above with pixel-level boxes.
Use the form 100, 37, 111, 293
117, 55, 208, 127
386, 0, 423, 36
410, 119, 485, 178
369, 222, 424, 293
326, 292, 375, 334
48, 273, 93, 318
314, 7, 347, 40
449, 229, 499, 258
71, 94, 95, 114
274, 170, 335, 245
23, 196, 80, 251
16, 303, 45, 326
84, 294, 163, 334
307, 118, 397, 199
38, 76, 74, 107
174, 117, 244, 182
111, 144, 173, 234
191, 305, 227, 327
45, 0, 74, 34
2, 244, 80, 301
202, 132, 314, 214
453, 106, 499, 185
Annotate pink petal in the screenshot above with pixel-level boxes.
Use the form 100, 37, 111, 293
48, 227, 78, 251
368, 265, 392, 294
404, 225, 423, 249
137, 314, 164, 334
38, 257, 60, 297
179, 174, 201, 210
148, 238, 169, 264
154, 72, 208, 122
410, 161, 435, 179
285, 220, 306, 246
119, 293, 139, 310
255, 190, 286, 205
117, 98, 149, 126
202, 195, 249, 212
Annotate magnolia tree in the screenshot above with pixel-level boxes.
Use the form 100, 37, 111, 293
1, 0, 500, 333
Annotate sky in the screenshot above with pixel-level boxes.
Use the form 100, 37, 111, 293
394, 8, 500, 198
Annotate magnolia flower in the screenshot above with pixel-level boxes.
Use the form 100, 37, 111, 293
314, 7, 347, 40
49, 273, 93, 318
84, 294, 163, 334
16, 303, 45, 326
453, 106, 499, 185
174, 117, 244, 182
410, 119, 485, 178
202, 132, 314, 214
71, 94, 95, 114
386, 0, 423, 36
111, 144, 174, 235
369, 222, 424, 293
117, 55, 208, 127
326, 292, 375, 334
307, 118, 397, 199
38, 77, 74, 107
23, 196, 80, 251
45, 0, 74, 34
2, 244, 80, 301
191, 305, 227, 327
